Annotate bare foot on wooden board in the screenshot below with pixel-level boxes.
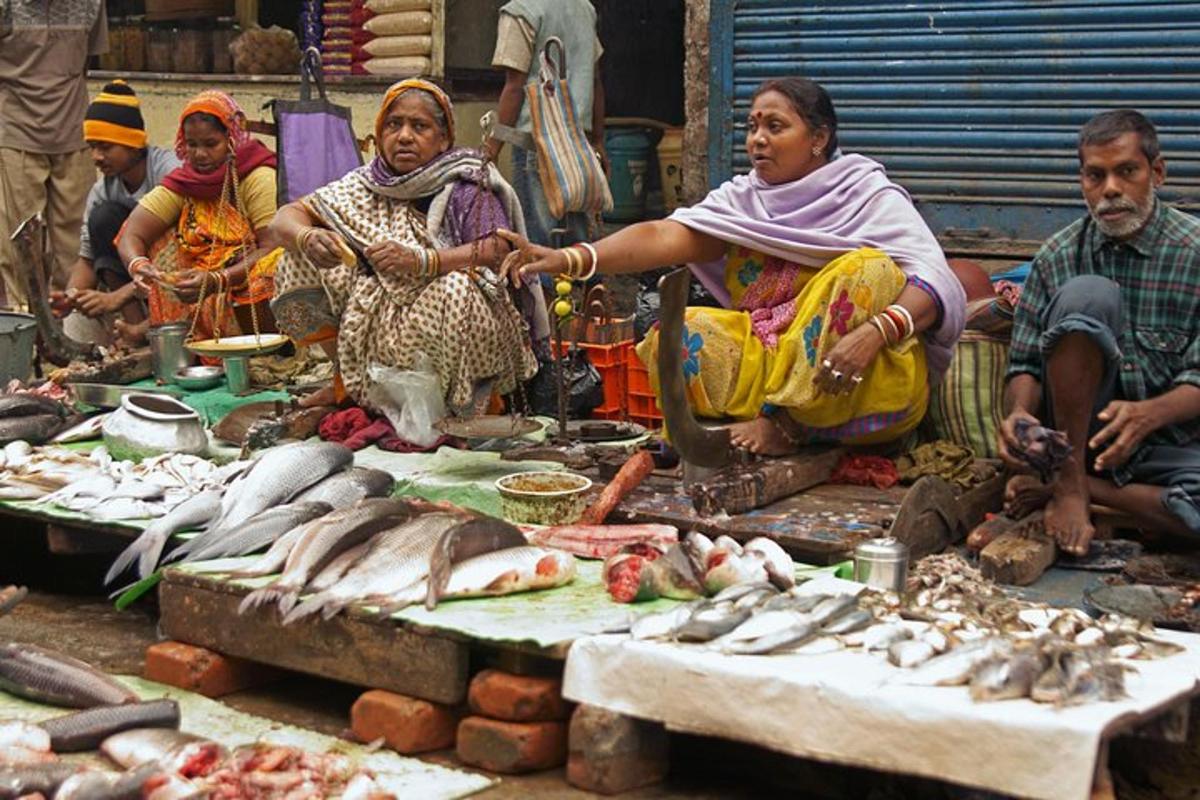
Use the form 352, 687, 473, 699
726, 414, 800, 457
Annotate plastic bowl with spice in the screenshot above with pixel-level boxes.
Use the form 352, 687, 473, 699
495, 471, 593, 526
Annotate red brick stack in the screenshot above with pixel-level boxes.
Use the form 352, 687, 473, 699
455, 669, 572, 774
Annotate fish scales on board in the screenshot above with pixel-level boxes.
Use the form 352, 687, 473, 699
282, 512, 464, 624
0, 643, 137, 708
238, 498, 417, 616
38, 699, 181, 752
291, 466, 396, 509
209, 442, 353, 533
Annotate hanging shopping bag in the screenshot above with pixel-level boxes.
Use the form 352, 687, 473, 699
525, 37, 613, 220
270, 48, 363, 204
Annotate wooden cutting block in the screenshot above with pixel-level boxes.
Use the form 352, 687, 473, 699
980, 530, 1057, 586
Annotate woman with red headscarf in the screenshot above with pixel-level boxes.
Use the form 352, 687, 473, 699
117, 90, 282, 346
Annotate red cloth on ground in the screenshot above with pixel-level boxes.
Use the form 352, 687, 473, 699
830, 454, 899, 490
317, 405, 452, 452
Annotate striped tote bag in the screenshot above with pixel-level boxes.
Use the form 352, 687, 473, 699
526, 37, 613, 220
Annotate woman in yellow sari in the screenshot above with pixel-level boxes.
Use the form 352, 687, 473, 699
117, 91, 281, 346
500, 78, 966, 455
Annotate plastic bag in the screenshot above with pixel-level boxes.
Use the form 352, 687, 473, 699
526, 349, 604, 418
231, 25, 302, 75
366, 359, 445, 447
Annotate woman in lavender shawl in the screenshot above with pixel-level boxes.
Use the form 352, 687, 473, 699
501, 78, 965, 454
268, 79, 548, 414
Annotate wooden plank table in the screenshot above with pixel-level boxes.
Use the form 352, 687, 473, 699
610, 465, 1005, 565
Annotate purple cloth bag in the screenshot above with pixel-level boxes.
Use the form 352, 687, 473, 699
271, 48, 362, 204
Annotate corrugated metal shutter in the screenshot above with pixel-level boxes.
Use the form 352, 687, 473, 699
707, 0, 1200, 255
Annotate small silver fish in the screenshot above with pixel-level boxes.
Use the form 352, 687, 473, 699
723, 620, 818, 655
863, 623, 913, 652
888, 639, 937, 668
969, 650, 1044, 701
823, 609, 873, 635
810, 595, 858, 626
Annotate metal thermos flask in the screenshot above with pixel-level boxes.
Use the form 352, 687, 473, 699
853, 537, 909, 592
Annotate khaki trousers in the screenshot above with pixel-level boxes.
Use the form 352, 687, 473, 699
0, 147, 93, 309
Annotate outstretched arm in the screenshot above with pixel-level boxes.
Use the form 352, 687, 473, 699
498, 219, 726, 283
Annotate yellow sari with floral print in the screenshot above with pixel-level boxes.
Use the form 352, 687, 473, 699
635, 246, 927, 445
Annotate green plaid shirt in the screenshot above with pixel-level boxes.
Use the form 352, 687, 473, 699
1008, 201, 1200, 450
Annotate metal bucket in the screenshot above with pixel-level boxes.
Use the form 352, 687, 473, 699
0, 312, 37, 385
147, 322, 193, 384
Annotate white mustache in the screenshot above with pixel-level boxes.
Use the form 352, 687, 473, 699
1095, 199, 1137, 214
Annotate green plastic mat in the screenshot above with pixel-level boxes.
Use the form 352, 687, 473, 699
0, 675, 492, 798
127, 378, 290, 428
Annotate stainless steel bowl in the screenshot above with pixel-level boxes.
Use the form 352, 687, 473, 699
173, 365, 225, 391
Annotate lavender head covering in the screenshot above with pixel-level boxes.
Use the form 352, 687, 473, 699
671, 153, 966, 380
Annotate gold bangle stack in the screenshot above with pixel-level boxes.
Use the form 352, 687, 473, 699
558, 243, 598, 281
295, 226, 317, 254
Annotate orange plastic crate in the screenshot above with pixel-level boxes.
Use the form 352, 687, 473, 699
627, 357, 653, 395
553, 340, 634, 417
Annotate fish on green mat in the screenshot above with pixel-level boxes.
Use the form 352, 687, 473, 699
39, 699, 181, 752
0, 643, 137, 708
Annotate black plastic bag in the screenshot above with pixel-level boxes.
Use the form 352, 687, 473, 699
526, 349, 604, 418
633, 280, 721, 342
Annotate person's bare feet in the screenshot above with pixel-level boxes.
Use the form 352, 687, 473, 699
1044, 480, 1094, 556
298, 384, 337, 408
726, 414, 800, 457
1004, 474, 1053, 518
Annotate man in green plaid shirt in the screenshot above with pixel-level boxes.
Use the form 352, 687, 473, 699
1000, 110, 1200, 556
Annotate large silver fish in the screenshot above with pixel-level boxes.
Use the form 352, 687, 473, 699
0, 643, 137, 708
425, 515, 527, 609
238, 498, 415, 616
291, 467, 395, 509
305, 541, 371, 593
383, 546, 577, 613
208, 442, 353, 533
282, 512, 463, 625
104, 490, 223, 585
171, 501, 332, 563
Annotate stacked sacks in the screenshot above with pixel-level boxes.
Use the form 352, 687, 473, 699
356, 0, 433, 76
320, 0, 434, 76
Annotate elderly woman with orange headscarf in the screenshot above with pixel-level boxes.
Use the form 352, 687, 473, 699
117, 91, 282, 346
268, 79, 546, 413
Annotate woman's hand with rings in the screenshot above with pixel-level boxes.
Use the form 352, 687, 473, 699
364, 240, 421, 274
302, 228, 351, 270
815, 322, 885, 395
495, 229, 569, 286
362, 237, 420, 275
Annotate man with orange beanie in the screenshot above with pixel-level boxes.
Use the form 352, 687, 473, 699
50, 81, 179, 333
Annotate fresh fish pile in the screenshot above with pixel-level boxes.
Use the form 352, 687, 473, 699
604, 532, 794, 603
208, 441, 353, 532
625, 551, 1184, 705
292, 466, 395, 509
0, 642, 138, 708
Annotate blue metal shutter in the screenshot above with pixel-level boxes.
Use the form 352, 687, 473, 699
708, 0, 1200, 255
